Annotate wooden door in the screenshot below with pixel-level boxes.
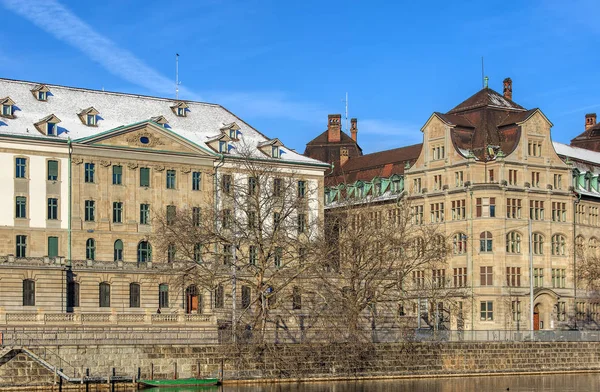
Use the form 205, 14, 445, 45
533, 312, 540, 330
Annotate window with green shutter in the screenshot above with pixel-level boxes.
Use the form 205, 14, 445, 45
48, 236, 58, 258
140, 167, 150, 187
47, 160, 58, 181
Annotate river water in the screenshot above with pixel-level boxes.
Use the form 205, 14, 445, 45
133, 373, 600, 392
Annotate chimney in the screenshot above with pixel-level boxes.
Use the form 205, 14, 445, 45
340, 147, 349, 166
350, 118, 358, 142
327, 114, 341, 142
503, 78, 513, 100
585, 113, 597, 131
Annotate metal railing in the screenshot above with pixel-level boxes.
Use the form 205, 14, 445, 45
0, 312, 215, 326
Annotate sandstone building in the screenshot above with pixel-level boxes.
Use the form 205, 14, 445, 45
0, 78, 328, 327
306, 78, 600, 331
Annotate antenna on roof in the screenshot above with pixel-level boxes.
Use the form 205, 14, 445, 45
176, 53, 181, 100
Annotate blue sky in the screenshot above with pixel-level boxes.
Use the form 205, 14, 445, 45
1, 0, 599, 154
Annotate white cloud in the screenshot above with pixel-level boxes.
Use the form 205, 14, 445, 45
0, 0, 197, 99
360, 119, 420, 139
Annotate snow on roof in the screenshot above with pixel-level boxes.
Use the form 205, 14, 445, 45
0, 78, 327, 167
553, 141, 600, 167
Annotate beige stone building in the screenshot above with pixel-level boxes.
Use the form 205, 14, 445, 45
307, 78, 600, 331
0, 78, 328, 327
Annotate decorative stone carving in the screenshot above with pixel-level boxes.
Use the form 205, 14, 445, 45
99, 160, 111, 167
127, 162, 138, 170
154, 165, 165, 172
73, 158, 84, 165
181, 166, 191, 174
126, 132, 165, 147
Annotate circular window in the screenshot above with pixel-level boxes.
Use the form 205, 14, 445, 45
139, 136, 150, 144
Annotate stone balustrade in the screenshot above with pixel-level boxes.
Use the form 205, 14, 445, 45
0, 312, 215, 326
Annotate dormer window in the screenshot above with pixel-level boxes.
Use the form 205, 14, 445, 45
220, 122, 241, 140
34, 114, 61, 136
150, 115, 169, 127
31, 84, 50, 102
257, 138, 284, 159
272, 146, 280, 158
230, 129, 237, 139
78, 107, 99, 127
171, 102, 189, 117
219, 141, 228, 153
0, 97, 15, 118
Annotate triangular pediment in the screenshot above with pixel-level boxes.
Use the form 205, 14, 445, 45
74, 120, 216, 156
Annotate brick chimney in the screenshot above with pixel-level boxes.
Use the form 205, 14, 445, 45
350, 118, 358, 142
327, 114, 341, 142
586, 113, 597, 131
503, 78, 513, 100
340, 147, 349, 166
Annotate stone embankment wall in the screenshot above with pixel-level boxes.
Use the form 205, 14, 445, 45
1, 342, 600, 388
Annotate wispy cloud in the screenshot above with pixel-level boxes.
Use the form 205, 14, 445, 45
0, 0, 197, 99
559, 103, 600, 116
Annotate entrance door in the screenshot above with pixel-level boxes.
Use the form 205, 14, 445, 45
186, 285, 199, 314
533, 304, 540, 330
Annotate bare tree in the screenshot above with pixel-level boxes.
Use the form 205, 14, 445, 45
153, 146, 324, 343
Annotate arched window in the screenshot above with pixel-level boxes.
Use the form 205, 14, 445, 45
114, 239, 123, 261
576, 235, 585, 253
480, 231, 492, 252
590, 237, 599, 256
86, 238, 96, 260
23, 279, 35, 306
159, 284, 169, 308
532, 233, 544, 255
99, 282, 110, 307
137, 241, 151, 263
552, 234, 566, 256
506, 231, 521, 254
129, 283, 141, 308
453, 233, 467, 255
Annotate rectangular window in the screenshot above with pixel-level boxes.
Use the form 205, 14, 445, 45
242, 286, 251, 309
506, 198, 522, 219
23, 280, 35, 306
534, 268, 544, 288
558, 301, 566, 321
214, 285, 224, 309
67, 281, 79, 308
512, 300, 521, 322
576, 204, 586, 224
412, 270, 425, 289
530, 200, 544, 220
140, 167, 150, 187
297, 213, 306, 233
412, 205, 424, 225
553, 174, 562, 190
476, 197, 495, 218
159, 284, 169, 308
455, 171, 464, 187
480, 301, 493, 321
590, 207, 599, 226
84, 163, 95, 183
129, 284, 141, 308
16, 196, 26, 218
451, 200, 466, 220
112, 202, 123, 223
273, 212, 281, 228
432, 269, 446, 288
488, 169, 494, 183
16, 235, 27, 258
508, 169, 518, 186
531, 171, 540, 187
166, 205, 176, 225
84, 200, 95, 221
48, 236, 58, 258
298, 180, 306, 198
192, 207, 201, 227
273, 178, 282, 197
432, 145, 445, 160
99, 283, 110, 308
222, 209, 232, 229
140, 204, 150, 225
528, 141, 542, 157
292, 287, 302, 310
506, 267, 521, 287
552, 202, 567, 222
249, 245, 257, 265
223, 244, 233, 265
47, 198, 58, 220
552, 268, 566, 288
192, 171, 201, 191
222, 174, 232, 195
166, 170, 176, 189
453, 267, 467, 287
247, 210, 257, 229
248, 177, 257, 196
480, 266, 493, 286
15, 157, 26, 178
274, 247, 283, 268
433, 174, 443, 190
112, 165, 122, 185
47, 160, 59, 181
413, 178, 422, 193
430, 202, 444, 222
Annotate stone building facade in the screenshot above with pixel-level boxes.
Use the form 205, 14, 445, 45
0, 78, 328, 325
307, 78, 600, 331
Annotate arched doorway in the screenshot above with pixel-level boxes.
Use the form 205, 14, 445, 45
185, 285, 201, 314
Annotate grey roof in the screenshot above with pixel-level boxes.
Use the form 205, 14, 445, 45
0, 78, 327, 167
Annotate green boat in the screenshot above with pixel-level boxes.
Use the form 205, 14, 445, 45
138, 377, 220, 388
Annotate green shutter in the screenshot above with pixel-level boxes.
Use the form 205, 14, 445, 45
48, 160, 59, 180
140, 168, 150, 187
48, 237, 58, 258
